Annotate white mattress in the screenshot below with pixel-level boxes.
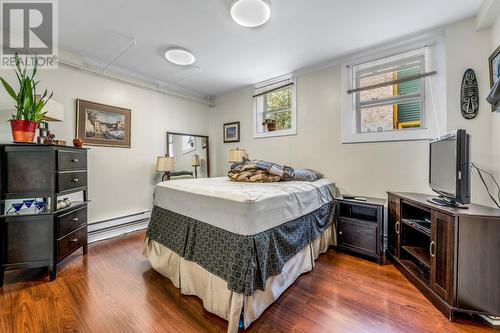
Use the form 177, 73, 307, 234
154, 177, 339, 236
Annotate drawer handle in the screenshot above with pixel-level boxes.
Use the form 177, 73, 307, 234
72, 158, 79, 163
70, 238, 78, 243
72, 217, 79, 222
73, 178, 79, 183
339, 231, 343, 235
429, 241, 436, 257
395, 221, 400, 234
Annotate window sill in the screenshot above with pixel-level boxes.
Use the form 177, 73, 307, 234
342, 128, 433, 144
253, 128, 297, 139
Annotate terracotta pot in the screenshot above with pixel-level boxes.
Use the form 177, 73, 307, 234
10, 120, 37, 143
266, 122, 277, 131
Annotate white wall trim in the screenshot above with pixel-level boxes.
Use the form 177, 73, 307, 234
88, 211, 151, 244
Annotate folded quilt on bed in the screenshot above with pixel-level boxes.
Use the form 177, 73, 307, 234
228, 159, 322, 182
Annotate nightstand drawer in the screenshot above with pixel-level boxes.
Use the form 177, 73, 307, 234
57, 225, 87, 261
57, 150, 87, 171
57, 171, 87, 193
56, 206, 87, 238
338, 217, 377, 257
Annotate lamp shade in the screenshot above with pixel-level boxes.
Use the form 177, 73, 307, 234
156, 156, 175, 172
228, 148, 247, 163
192, 154, 200, 167
43, 99, 64, 122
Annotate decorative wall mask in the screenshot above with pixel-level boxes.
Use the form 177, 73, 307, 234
460, 69, 479, 119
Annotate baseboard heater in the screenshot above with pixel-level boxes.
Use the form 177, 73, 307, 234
88, 210, 151, 244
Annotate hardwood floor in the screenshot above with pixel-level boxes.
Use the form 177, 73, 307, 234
0, 230, 496, 333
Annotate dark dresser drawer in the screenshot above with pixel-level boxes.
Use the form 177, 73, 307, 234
57, 150, 87, 171
56, 206, 87, 238
57, 225, 87, 261
57, 171, 87, 193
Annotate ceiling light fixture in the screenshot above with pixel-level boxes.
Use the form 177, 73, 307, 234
164, 48, 196, 66
230, 0, 271, 28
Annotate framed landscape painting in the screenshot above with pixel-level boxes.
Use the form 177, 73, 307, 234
223, 121, 240, 143
76, 99, 131, 148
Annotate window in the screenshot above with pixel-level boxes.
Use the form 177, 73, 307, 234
341, 37, 445, 143
253, 76, 296, 138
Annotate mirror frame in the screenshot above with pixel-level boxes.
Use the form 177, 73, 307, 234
166, 131, 210, 178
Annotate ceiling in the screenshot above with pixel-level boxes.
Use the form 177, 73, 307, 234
59, 0, 481, 97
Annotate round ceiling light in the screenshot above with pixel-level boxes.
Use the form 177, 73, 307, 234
164, 48, 196, 66
230, 0, 271, 28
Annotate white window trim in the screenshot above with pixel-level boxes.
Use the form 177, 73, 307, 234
253, 76, 297, 139
341, 33, 446, 144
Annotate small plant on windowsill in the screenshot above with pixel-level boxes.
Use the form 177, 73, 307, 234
0, 53, 53, 143
262, 118, 277, 132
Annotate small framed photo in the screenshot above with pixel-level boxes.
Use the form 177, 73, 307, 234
489, 45, 500, 112
223, 121, 240, 143
490, 45, 500, 88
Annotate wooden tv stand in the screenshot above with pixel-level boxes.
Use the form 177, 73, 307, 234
387, 192, 500, 321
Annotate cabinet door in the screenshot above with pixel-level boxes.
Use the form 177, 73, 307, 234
387, 195, 401, 258
430, 211, 455, 302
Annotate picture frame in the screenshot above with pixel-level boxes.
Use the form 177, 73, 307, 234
202, 137, 208, 149
223, 121, 240, 143
489, 44, 500, 112
76, 99, 131, 148
182, 135, 196, 154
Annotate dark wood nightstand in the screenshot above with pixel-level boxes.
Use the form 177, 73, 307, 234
335, 196, 386, 265
0, 144, 89, 286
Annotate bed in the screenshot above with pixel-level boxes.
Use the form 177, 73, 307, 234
144, 177, 340, 332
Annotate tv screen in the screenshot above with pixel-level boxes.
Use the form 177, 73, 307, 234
430, 136, 457, 197
429, 129, 470, 205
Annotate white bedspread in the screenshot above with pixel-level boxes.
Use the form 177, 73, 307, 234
154, 177, 339, 236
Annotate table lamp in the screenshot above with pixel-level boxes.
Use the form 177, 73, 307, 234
156, 156, 175, 181
228, 148, 248, 163
192, 154, 201, 178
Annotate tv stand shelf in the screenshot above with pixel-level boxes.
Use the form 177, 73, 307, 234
387, 192, 500, 321
402, 245, 430, 269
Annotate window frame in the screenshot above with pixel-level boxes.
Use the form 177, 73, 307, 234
355, 55, 426, 133
253, 76, 297, 139
341, 33, 446, 144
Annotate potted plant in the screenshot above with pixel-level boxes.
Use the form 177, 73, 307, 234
0, 54, 53, 143
262, 118, 277, 131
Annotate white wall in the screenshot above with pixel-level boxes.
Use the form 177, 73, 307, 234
0, 64, 209, 223
209, 18, 497, 206
209, 66, 432, 199
445, 18, 493, 205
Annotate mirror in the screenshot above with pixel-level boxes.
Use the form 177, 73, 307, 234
166, 132, 210, 179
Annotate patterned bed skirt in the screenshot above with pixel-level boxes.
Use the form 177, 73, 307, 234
146, 201, 336, 296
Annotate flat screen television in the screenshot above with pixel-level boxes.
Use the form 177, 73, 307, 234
429, 129, 471, 207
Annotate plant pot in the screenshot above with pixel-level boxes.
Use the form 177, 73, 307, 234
10, 120, 37, 143
266, 122, 277, 131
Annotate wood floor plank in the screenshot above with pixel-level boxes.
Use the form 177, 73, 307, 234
0, 230, 496, 333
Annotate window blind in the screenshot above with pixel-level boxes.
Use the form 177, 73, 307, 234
253, 77, 294, 98
347, 48, 436, 95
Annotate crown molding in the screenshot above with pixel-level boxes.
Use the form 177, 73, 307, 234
57, 49, 212, 106
476, 0, 500, 31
